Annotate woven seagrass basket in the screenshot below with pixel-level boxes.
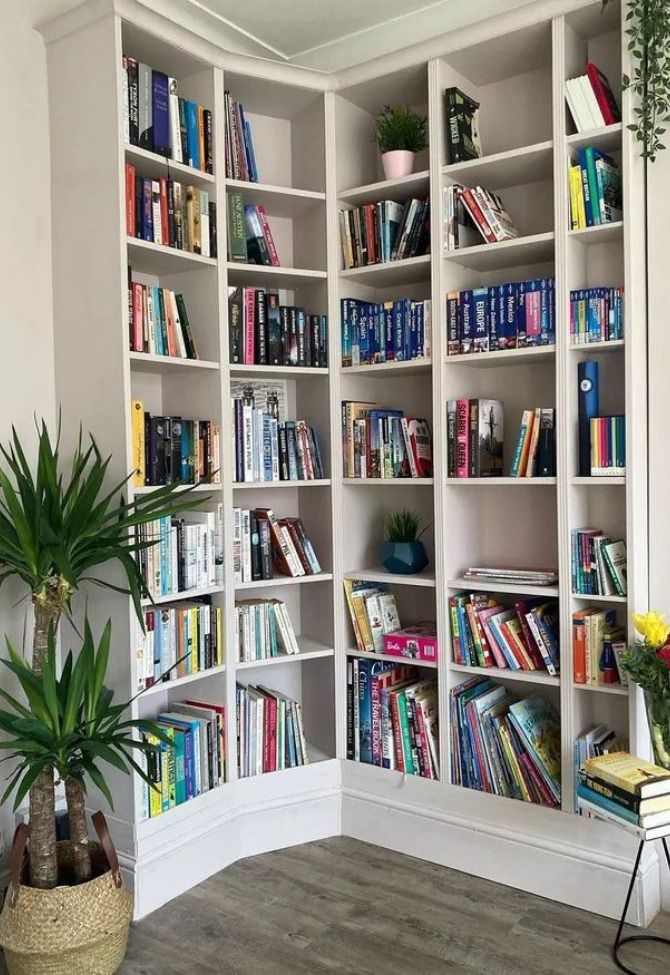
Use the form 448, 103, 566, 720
0, 812, 132, 975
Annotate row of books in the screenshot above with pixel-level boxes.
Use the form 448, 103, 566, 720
446, 278, 556, 355
451, 681, 561, 807
510, 407, 557, 478
565, 63, 620, 134
339, 198, 430, 269
235, 598, 299, 662
125, 166, 217, 257
224, 91, 259, 182
590, 415, 625, 476
450, 593, 559, 675
232, 507, 321, 583
570, 529, 627, 596
570, 287, 624, 345
344, 581, 439, 662
573, 609, 626, 687
141, 699, 226, 818
347, 659, 439, 777
131, 402, 220, 488
128, 280, 199, 359
233, 405, 324, 483
122, 56, 213, 173
227, 195, 280, 266
137, 512, 223, 597
569, 148, 622, 229
228, 287, 328, 367
445, 87, 482, 164
447, 399, 503, 478
237, 683, 308, 776
443, 183, 519, 251
577, 752, 670, 837
342, 403, 433, 479
135, 603, 224, 691
341, 298, 432, 367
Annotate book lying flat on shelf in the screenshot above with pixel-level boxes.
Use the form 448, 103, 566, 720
570, 286, 624, 344
577, 751, 670, 837
228, 287, 327, 367
446, 277, 555, 355
224, 91, 259, 182
445, 87, 482, 164
134, 602, 224, 690
125, 165, 217, 257
447, 399, 503, 478
462, 567, 559, 585
341, 297, 432, 366
569, 147, 622, 229
565, 63, 621, 134
237, 683, 307, 775
235, 598, 299, 660
128, 279, 199, 359
339, 197, 430, 269
342, 402, 433, 479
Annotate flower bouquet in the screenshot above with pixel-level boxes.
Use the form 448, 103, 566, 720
622, 611, 670, 768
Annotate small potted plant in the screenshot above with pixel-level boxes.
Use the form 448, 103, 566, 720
380, 509, 429, 575
374, 104, 428, 179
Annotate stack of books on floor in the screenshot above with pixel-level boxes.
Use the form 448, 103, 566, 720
571, 529, 627, 596
460, 566, 558, 587
577, 752, 670, 836
125, 165, 217, 257
570, 287, 624, 344
447, 399, 503, 478
450, 592, 559, 675
569, 148, 622, 229
565, 63, 620, 133
141, 699, 226, 818
443, 183, 519, 251
509, 407, 556, 478
232, 402, 324, 483
339, 197, 430, 269
235, 598, 300, 661
237, 684, 308, 775
233, 507, 321, 582
341, 297, 432, 366
131, 401, 220, 487
451, 681, 561, 807
128, 280, 199, 359
138, 510, 223, 597
224, 91, 259, 181
135, 602, 224, 690
342, 403, 433, 479
446, 277, 555, 355
122, 56, 213, 172
228, 287, 327, 367
444, 86, 482, 163
589, 416, 625, 476
227, 194, 280, 266
347, 659, 439, 777
573, 609, 626, 686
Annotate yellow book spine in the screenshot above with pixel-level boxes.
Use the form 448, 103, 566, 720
344, 579, 365, 652
131, 399, 145, 487
351, 593, 374, 652
190, 607, 198, 672
575, 167, 587, 229
569, 164, 580, 229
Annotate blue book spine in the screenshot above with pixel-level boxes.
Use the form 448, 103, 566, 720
185, 101, 200, 170
350, 301, 360, 365
500, 283, 518, 349
548, 277, 555, 345
472, 287, 488, 352
376, 304, 385, 363
358, 660, 373, 765
578, 148, 593, 226
384, 303, 394, 359
403, 299, 412, 361
367, 303, 377, 362
415, 301, 424, 358
182, 727, 196, 798
393, 301, 404, 359
243, 116, 259, 182
151, 71, 170, 156
142, 178, 153, 241
409, 301, 418, 358
446, 293, 460, 355
576, 784, 638, 825
159, 516, 169, 595
170, 730, 187, 804
488, 286, 499, 351
516, 280, 527, 347
341, 299, 350, 363
578, 360, 599, 476
359, 305, 368, 364
460, 290, 474, 353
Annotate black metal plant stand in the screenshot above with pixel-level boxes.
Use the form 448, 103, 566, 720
613, 837, 670, 974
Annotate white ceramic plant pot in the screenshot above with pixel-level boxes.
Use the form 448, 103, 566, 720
381, 150, 415, 179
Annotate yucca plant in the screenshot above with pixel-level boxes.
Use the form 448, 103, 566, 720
0, 620, 168, 883
0, 420, 204, 888
384, 509, 428, 543
374, 105, 428, 154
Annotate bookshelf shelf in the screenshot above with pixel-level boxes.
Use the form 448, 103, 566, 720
566, 122, 622, 151
445, 346, 556, 367
449, 662, 560, 686
229, 364, 329, 379
124, 144, 216, 186
235, 572, 334, 590
569, 339, 624, 353
141, 663, 227, 698
338, 170, 430, 206
448, 578, 560, 598
133, 483, 218, 495
128, 352, 220, 372
571, 593, 628, 604
339, 254, 431, 286
141, 585, 224, 607
571, 476, 626, 486
226, 263, 327, 287
568, 221, 624, 245
126, 238, 217, 274
442, 140, 553, 188
347, 647, 438, 670
225, 178, 326, 216
573, 682, 629, 697
443, 232, 554, 271
137, 781, 227, 838
344, 568, 436, 588
236, 640, 334, 670
446, 477, 557, 486
233, 479, 332, 490
343, 477, 434, 486
341, 359, 431, 376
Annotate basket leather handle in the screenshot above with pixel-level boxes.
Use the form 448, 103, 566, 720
7, 823, 30, 907
92, 810, 123, 888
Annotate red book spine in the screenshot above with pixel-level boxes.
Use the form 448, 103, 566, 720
514, 602, 545, 670
466, 700, 491, 791
586, 63, 617, 125
132, 282, 144, 352
262, 697, 270, 773
244, 287, 255, 364
125, 163, 136, 237
390, 693, 405, 772
458, 187, 496, 243
159, 178, 169, 246
268, 697, 277, 772
256, 205, 280, 267
364, 205, 376, 263
456, 399, 470, 478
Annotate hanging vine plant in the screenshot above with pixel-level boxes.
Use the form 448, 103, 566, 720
603, 0, 670, 161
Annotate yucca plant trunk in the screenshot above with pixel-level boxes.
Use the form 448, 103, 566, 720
64, 776, 91, 882
28, 597, 61, 889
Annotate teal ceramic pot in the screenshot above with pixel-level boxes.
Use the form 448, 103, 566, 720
380, 540, 428, 574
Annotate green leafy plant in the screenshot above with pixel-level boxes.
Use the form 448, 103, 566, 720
0, 620, 167, 883
0, 420, 204, 888
374, 105, 428, 154
603, 0, 670, 160
384, 509, 428, 543
622, 611, 670, 765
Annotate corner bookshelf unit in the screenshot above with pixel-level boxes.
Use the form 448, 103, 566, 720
42, 0, 653, 927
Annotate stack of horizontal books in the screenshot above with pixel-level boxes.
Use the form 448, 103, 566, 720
577, 752, 670, 838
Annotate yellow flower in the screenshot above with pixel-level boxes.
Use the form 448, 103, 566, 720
632, 611, 670, 649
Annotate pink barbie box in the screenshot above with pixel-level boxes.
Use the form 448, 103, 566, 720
382, 621, 438, 662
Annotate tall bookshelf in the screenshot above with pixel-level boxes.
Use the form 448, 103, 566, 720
42, 0, 655, 925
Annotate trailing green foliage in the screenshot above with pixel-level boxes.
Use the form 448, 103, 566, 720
0, 620, 166, 811
374, 105, 428, 154
384, 509, 428, 543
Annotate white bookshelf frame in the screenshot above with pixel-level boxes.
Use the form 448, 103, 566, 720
40, 0, 656, 926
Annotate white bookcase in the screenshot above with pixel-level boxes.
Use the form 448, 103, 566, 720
41, 0, 655, 925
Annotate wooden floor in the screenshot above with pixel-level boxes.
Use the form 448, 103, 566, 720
111, 837, 670, 974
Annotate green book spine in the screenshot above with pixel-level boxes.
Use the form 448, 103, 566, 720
584, 148, 601, 226
397, 692, 415, 774
227, 192, 247, 262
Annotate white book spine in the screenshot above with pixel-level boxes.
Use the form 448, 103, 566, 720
151, 180, 162, 244
168, 78, 182, 162
579, 75, 605, 129
242, 509, 251, 582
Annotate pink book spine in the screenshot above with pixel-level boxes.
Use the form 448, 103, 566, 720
456, 399, 469, 478
257, 205, 281, 267
527, 291, 541, 343
132, 282, 144, 352
479, 613, 508, 669
382, 632, 437, 662
371, 676, 382, 766
244, 287, 255, 364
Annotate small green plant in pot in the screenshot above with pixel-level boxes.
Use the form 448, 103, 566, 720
381, 509, 429, 575
374, 104, 428, 179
